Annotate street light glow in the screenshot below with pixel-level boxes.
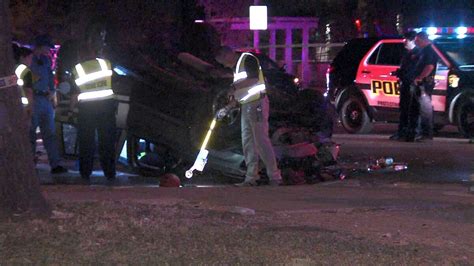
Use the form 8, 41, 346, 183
249, 6, 267, 30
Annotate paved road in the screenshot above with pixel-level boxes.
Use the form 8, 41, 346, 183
333, 123, 473, 183
37, 122, 472, 185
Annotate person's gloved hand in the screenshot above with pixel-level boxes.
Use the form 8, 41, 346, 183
414, 76, 423, 85
216, 107, 229, 121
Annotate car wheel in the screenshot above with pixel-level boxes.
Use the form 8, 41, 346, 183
340, 96, 372, 134
126, 135, 183, 176
456, 100, 474, 138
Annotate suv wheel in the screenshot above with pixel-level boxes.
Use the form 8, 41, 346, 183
340, 96, 372, 134
456, 100, 474, 138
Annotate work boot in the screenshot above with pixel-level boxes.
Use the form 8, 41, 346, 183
105, 175, 116, 186
406, 133, 422, 142
234, 178, 258, 187
415, 134, 433, 142
268, 179, 283, 186
51, 165, 68, 174
389, 133, 402, 140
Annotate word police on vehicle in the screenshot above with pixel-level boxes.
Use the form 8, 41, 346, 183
327, 27, 474, 137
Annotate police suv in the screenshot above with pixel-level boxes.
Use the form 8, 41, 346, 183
327, 27, 474, 138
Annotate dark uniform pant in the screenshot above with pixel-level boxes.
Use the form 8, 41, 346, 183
77, 98, 117, 179
397, 82, 411, 136
407, 84, 433, 138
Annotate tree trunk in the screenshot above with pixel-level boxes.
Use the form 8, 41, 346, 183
0, 0, 49, 218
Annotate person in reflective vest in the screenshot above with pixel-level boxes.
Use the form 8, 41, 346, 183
215, 47, 282, 186
13, 46, 34, 119
70, 28, 117, 182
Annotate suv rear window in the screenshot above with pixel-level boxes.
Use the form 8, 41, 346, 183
435, 38, 474, 68
332, 38, 380, 68
367, 43, 404, 66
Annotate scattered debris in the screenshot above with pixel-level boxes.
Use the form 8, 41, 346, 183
367, 157, 408, 173
320, 165, 348, 181
230, 206, 256, 216
50, 210, 74, 220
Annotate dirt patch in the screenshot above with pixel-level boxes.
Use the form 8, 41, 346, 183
1, 196, 472, 264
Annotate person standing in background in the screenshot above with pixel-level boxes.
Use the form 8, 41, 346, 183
407, 32, 437, 142
29, 34, 67, 174
390, 31, 419, 141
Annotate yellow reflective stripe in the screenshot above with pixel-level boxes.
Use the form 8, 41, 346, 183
235, 52, 253, 73
79, 80, 110, 92
75, 69, 113, 86
21, 97, 29, 105
234, 53, 265, 85
74, 59, 112, 86
235, 54, 244, 73
240, 84, 266, 102
15, 64, 27, 78
77, 89, 114, 101
233, 71, 248, 82
15, 65, 28, 86
97, 58, 108, 71
200, 118, 217, 151
75, 63, 86, 77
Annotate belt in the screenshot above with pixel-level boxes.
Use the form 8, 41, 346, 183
34, 90, 50, 96
423, 76, 434, 83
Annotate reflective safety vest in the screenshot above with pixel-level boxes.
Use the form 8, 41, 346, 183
15, 64, 30, 106
233, 53, 266, 104
73, 58, 113, 102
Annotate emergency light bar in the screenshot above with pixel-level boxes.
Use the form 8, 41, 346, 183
412, 27, 474, 40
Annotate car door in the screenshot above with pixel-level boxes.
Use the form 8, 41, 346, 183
431, 45, 452, 113
432, 61, 449, 112
355, 40, 405, 109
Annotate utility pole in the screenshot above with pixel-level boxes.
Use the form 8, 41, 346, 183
253, 0, 260, 50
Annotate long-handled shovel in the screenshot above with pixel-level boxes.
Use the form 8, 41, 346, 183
185, 118, 217, 178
